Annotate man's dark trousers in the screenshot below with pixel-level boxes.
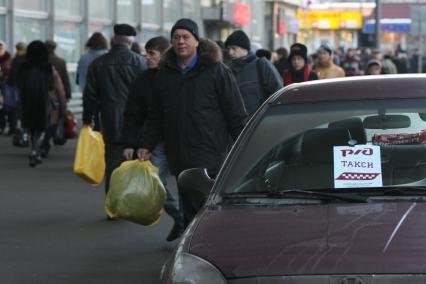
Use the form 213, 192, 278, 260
104, 143, 124, 194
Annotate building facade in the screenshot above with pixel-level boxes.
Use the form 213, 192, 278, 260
362, 1, 424, 52
0, 0, 307, 98
264, 0, 303, 50
297, 2, 375, 52
0, 0, 207, 95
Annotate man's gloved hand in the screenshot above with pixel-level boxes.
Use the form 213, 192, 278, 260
123, 148, 134, 160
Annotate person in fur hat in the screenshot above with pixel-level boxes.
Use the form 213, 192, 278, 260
283, 43, 318, 86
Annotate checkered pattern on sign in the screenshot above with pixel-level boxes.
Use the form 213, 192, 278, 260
337, 172, 380, 181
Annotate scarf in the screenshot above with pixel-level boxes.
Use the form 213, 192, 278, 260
283, 64, 312, 86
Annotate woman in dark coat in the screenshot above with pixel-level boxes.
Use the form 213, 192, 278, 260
283, 43, 317, 86
17, 40, 66, 167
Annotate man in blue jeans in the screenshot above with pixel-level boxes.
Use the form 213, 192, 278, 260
150, 142, 183, 240
122, 36, 184, 241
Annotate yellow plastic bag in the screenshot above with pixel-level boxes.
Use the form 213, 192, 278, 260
105, 160, 166, 226
73, 125, 105, 186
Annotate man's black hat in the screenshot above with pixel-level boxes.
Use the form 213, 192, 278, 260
114, 24, 137, 36
45, 40, 57, 51
171, 18, 199, 41
224, 30, 251, 51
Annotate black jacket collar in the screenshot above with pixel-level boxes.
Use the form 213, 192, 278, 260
161, 38, 222, 71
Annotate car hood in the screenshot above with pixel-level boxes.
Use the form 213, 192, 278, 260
188, 202, 426, 278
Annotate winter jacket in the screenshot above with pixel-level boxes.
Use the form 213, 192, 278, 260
48, 53, 72, 100
140, 38, 247, 176
314, 58, 345, 80
0, 51, 12, 82
82, 44, 147, 144
6, 55, 25, 86
76, 49, 108, 92
283, 65, 318, 86
410, 55, 420, 73
228, 54, 283, 116
122, 68, 158, 148
393, 57, 409, 74
274, 57, 289, 76
381, 58, 398, 74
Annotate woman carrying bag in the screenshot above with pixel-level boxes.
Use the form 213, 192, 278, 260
17, 40, 67, 167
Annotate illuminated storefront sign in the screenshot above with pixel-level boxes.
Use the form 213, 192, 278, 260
363, 19, 411, 33
298, 10, 362, 30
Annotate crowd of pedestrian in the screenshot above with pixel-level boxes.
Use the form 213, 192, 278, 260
1, 17, 424, 242
0, 39, 69, 166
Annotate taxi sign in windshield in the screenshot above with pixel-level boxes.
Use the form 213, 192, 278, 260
333, 145, 382, 188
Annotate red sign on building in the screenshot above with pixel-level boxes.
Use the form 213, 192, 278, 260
278, 19, 286, 35
232, 3, 251, 26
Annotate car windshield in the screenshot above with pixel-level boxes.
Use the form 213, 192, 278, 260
220, 98, 426, 198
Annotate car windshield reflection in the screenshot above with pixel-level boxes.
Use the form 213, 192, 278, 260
222, 101, 426, 200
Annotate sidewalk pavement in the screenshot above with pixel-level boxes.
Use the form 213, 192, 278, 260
0, 134, 176, 284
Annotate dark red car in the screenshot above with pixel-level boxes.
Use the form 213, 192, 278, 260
161, 75, 426, 284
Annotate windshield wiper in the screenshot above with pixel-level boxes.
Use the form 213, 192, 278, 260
222, 192, 273, 200
222, 189, 368, 203
268, 189, 369, 203
382, 186, 426, 196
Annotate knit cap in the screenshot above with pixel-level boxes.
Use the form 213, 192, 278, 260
224, 30, 251, 51
171, 18, 199, 41
317, 43, 333, 55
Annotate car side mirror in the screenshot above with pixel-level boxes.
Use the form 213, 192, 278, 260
177, 168, 215, 221
178, 168, 215, 198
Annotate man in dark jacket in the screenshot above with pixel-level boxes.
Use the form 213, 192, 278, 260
225, 30, 282, 116
138, 19, 247, 231
122, 36, 184, 241
83, 24, 147, 201
45, 40, 72, 101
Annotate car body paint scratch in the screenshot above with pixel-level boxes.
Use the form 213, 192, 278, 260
383, 203, 417, 253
